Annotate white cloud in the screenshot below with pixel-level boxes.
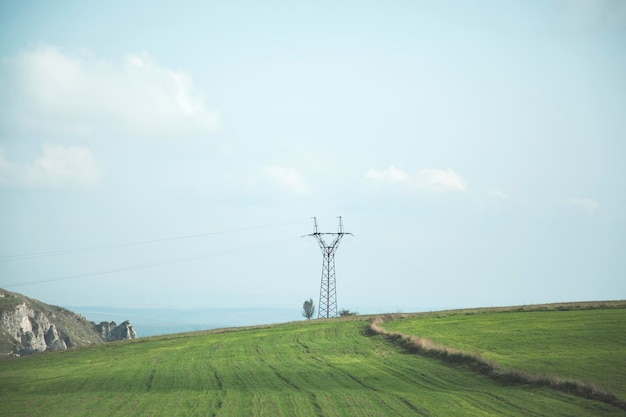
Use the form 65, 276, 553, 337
489, 189, 513, 201
260, 166, 311, 196
570, 197, 600, 215
414, 168, 467, 192
2, 45, 219, 137
365, 166, 467, 192
365, 165, 409, 183
0, 144, 99, 188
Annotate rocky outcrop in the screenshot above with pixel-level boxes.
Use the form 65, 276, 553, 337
1, 302, 57, 354
0, 289, 136, 356
45, 324, 68, 351
96, 320, 137, 341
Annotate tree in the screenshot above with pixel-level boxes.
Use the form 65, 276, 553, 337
302, 298, 315, 320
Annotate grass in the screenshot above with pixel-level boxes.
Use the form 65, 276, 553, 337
1, 306, 625, 416
382, 302, 626, 401
0, 292, 23, 313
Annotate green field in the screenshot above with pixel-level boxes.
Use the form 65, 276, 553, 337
383, 304, 626, 399
1, 307, 625, 416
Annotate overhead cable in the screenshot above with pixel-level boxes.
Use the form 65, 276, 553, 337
0, 217, 311, 263
3, 237, 305, 288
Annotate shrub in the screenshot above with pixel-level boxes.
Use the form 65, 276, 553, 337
338, 309, 357, 317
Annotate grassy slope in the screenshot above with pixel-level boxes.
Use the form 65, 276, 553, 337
384, 304, 626, 399
1, 315, 624, 416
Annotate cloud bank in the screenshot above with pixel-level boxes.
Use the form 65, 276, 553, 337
2, 45, 219, 137
365, 166, 467, 192
0, 144, 99, 188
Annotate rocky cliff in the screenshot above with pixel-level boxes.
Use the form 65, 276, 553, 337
96, 320, 138, 341
0, 289, 136, 356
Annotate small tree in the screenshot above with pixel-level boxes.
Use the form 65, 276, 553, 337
302, 298, 315, 320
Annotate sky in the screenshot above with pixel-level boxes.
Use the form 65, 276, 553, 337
1, 1, 625, 323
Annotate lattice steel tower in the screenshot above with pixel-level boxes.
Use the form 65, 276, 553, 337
306, 217, 352, 318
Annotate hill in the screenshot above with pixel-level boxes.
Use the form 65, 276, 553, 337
0, 289, 136, 356
0, 302, 624, 416
380, 302, 626, 399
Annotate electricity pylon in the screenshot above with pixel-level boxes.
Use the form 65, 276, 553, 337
306, 217, 352, 318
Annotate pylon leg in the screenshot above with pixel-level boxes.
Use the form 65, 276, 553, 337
318, 249, 337, 318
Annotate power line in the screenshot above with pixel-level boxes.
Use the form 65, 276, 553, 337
0, 218, 311, 263
2, 236, 305, 289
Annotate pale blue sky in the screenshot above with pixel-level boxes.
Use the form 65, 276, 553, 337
1, 1, 625, 319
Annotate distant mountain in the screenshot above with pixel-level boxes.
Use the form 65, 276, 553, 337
0, 288, 136, 357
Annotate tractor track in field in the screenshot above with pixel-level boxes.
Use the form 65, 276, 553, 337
370, 314, 626, 412
3, 307, 624, 416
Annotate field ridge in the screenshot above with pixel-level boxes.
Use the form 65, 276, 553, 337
370, 301, 626, 412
